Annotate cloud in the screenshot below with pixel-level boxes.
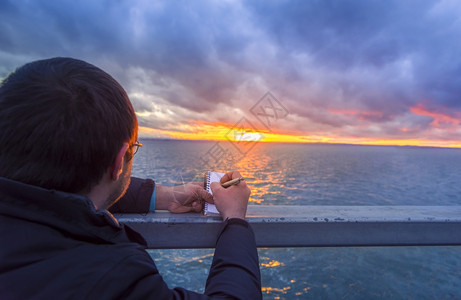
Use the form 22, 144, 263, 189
0, 0, 460, 144
410, 103, 461, 128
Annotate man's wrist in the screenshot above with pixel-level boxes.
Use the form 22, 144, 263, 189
222, 209, 247, 221
226, 217, 249, 226
154, 184, 173, 210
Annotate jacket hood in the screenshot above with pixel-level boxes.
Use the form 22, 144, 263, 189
0, 177, 145, 246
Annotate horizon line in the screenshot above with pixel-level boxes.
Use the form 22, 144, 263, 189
137, 136, 461, 150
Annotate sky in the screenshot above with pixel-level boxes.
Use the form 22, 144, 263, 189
1, 0, 461, 147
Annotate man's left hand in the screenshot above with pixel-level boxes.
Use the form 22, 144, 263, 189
156, 182, 213, 213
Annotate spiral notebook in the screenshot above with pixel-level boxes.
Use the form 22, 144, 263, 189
204, 171, 225, 215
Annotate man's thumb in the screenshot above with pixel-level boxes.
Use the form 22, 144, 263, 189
198, 186, 214, 203
210, 182, 222, 195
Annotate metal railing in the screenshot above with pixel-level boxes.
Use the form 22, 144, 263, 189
115, 205, 461, 249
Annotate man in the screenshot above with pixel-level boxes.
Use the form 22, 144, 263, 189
0, 57, 261, 299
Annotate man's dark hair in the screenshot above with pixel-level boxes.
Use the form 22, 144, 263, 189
0, 57, 137, 193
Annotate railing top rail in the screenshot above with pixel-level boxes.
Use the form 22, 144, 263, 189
115, 206, 461, 249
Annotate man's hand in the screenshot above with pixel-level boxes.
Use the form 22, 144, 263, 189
210, 171, 250, 220
156, 182, 213, 213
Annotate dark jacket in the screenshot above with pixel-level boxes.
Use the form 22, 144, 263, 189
109, 177, 156, 214
0, 177, 261, 299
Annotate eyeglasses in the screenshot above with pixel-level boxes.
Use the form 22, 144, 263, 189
131, 141, 143, 155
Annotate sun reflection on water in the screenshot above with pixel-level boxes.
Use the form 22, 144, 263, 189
232, 143, 295, 205
260, 256, 285, 268
258, 254, 312, 298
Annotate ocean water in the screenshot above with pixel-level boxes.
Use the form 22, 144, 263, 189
132, 139, 461, 299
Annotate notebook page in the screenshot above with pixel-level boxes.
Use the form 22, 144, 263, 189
204, 171, 225, 215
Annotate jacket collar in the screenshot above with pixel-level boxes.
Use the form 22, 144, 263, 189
0, 177, 146, 246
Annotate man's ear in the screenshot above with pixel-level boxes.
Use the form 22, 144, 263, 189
111, 143, 129, 181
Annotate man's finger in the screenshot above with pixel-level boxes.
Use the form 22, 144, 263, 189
191, 201, 202, 213
196, 187, 214, 204
209, 182, 222, 197
220, 171, 242, 183
191, 181, 205, 188
174, 205, 194, 213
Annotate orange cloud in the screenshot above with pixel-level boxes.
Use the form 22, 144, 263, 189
410, 103, 460, 127
139, 122, 461, 148
139, 121, 230, 141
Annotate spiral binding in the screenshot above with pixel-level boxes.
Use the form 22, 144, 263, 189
204, 171, 212, 214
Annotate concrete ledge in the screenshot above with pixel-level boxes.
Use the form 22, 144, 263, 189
115, 206, 461, 249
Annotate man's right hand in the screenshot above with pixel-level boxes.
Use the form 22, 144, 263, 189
210, 171, 250, 220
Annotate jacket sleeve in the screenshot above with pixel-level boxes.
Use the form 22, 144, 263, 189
205, 218, 262, 299
91, 220, 261, 300
109, 177, 155, 213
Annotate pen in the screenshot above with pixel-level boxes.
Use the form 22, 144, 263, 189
221, 176, 245, 188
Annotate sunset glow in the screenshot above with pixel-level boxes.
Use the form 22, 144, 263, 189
2, 1, 461, 149
139, 121, 461, 149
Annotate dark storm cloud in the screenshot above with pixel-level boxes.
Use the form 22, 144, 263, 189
1, 0, 460, 141
0, 0, 249, 112
246, 0, 461, 111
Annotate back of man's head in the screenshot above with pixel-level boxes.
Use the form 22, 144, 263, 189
0, 57, 137, 194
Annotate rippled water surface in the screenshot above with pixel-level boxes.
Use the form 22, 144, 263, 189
132, 139, 461, 299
